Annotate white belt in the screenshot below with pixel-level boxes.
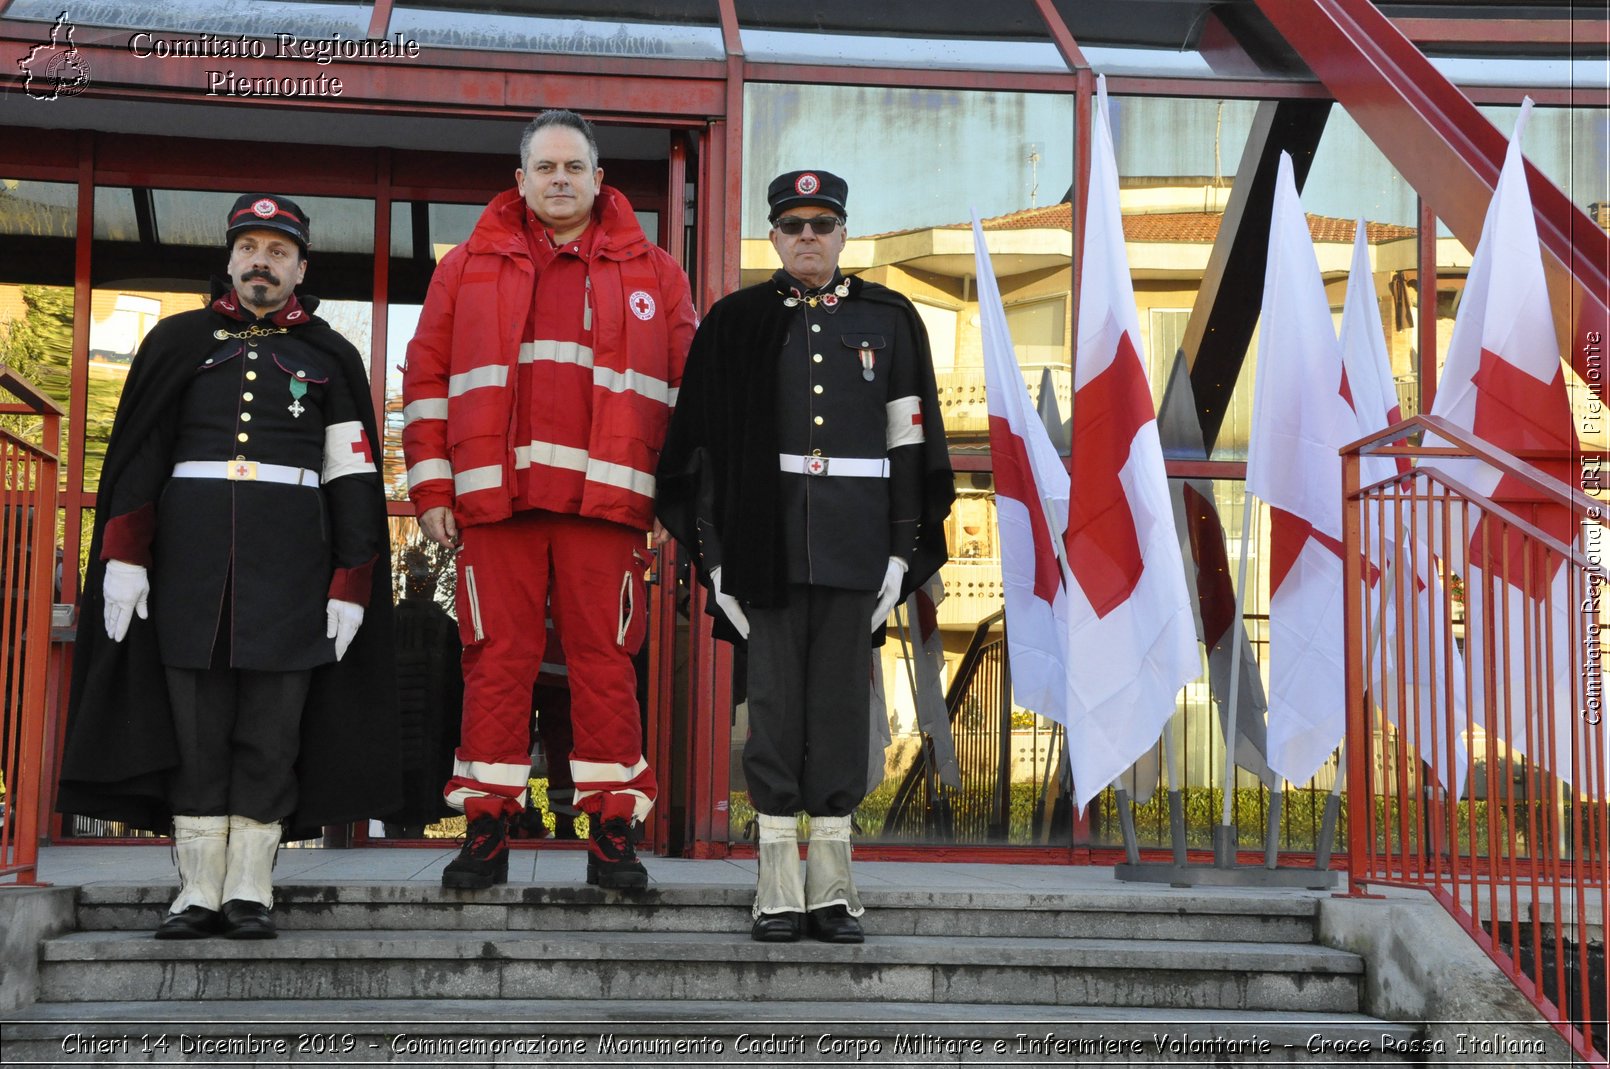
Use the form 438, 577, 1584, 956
778, 453, 889, 479
172, 460, 321, 486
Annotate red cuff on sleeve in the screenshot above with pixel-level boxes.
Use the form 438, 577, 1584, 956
101, 504, 156, 568
328, 555, 376, 608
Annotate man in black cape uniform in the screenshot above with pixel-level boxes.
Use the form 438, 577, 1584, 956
57, 194, 401, 940
656, 169, 953, 944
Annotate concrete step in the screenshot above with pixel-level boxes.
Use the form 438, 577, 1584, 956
37, 929, 1363, 1012
73, 883, 1321, 943
0, 998, 1423, 1065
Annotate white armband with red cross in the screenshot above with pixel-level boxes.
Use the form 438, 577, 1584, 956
886, 395, 925, 449
323, 420, 378, 483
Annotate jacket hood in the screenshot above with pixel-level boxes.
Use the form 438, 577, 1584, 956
465, 185, 650, 261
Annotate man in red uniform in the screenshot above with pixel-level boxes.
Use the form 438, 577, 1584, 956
403, 109, 695, 890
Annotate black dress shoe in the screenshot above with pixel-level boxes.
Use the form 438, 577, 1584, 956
750, 912, 804, 942
807, 904, 864, 944
220, 899, 276, 940
154, 905, 221, 940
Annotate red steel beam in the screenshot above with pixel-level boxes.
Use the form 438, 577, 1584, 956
1254, 0, 1610, 407
1032, 0, 1088, 70
365, 0, 395, 42
1392, 17, 1609, 48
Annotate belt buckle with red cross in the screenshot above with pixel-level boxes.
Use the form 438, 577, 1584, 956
226, 460, 259, 481
805, 456, 828, 476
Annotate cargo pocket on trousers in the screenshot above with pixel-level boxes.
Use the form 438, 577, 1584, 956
617, 549, 650, 652
458, 562, 486, 644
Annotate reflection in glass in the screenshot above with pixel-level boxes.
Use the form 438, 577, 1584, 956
0, 180, 77, 239
390, 5, 723, 59
84, 287, 205, 491
385, 199, 481, 501
741, 30, 1066, 73
0, 181, 78, 471
9, 0, 370, 38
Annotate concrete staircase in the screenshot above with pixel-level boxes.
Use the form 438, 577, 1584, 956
1, 875, 1420, 1064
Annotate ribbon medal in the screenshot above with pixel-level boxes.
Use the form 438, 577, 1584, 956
288, 372, 308, 418
859, 341, 875, 381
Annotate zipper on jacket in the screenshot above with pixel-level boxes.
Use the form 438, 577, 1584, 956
617, 570, 633, 646
583, 275, 593, 332
464, 564, 485, 642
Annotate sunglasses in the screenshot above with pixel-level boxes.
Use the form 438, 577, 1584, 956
773, 215, 842, 236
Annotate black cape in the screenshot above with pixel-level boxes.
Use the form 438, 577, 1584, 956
56, 290, 404, 838
656, 275, 955, 644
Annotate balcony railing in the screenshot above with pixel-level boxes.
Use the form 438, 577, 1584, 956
937, 363, 1071, 435
1342, 414, 1609, 1064
0, 365, 63, 885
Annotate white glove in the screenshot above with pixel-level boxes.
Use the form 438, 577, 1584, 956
870, 556, 908, 633
326, 598, 365, 661
709, 567, 750, 640
102, 560, 149, 642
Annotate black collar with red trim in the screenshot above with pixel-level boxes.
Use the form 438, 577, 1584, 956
210, 288, 312, 328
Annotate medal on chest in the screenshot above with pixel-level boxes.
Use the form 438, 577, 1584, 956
288, 370, 308, 418
859, 341, 875, 381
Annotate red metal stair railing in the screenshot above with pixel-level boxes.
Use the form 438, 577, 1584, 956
0, 365, 63, 885
1342, 413, 1609, 1064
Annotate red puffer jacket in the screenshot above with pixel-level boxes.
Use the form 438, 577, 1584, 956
403, 185, 695, 531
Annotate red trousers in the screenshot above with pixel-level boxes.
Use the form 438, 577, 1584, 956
444, 510, 655, 823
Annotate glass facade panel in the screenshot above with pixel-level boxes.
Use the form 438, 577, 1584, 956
740, 31, 1067, 73
384, 199, 482, 501
735, 0, 1062, 72
390, 5, 724, 59
0, 180, 76, 240
0, 181, 76, 488
10, 0, 371, 37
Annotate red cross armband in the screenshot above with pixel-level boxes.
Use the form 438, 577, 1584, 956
322, 421, 378, 483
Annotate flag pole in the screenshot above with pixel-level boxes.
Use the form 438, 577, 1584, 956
1163, 714, 1187, 867
1217, 486, 1258, 866
1315, 551, 1388, 867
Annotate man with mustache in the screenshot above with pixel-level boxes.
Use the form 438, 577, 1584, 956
657, 171, 953, 942
403, 109, 694, 891
59, 195, 398, 939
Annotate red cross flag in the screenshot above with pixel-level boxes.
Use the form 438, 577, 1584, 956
1246, 152, 1363, 786
974, 212, 1073, 737
1424, 99, 1593, 788
1058, 75, 1198, 809
1339, 220, 1468, 793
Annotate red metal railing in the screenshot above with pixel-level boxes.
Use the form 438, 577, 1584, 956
0, 365, 63, 885
1343, 414, 1609, 1064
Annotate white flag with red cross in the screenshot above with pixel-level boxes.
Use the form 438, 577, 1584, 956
974, 213, 1074, 736
1339, 221, 1469, 793
1246, 152, 1363, 787
1058, 75, 1200, 810
1424, 99, 1592, 788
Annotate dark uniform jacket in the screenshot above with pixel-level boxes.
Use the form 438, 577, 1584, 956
656, 271, 954, 644
57, 286, 403, 835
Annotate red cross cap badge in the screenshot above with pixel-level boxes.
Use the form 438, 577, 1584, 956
629, 290, 656, 321
251, 198, 278, 218
795, 173, 819, 195
805, 456, 827, 476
